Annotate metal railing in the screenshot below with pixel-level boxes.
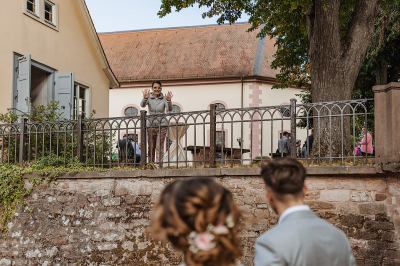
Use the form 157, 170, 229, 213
0, 99, 374, 168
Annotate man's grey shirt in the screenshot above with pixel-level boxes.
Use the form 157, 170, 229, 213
278, 136, 291, 153
255, 210, 356, 266
140, 92, 173, 126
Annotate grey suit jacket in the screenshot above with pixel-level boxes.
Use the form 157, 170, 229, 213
278, 136, 290, 154
255, 210, 356, 266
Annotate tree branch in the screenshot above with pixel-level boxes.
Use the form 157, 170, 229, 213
343, 0, 380, 57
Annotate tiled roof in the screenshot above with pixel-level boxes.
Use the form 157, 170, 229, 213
98, 23, 278, 82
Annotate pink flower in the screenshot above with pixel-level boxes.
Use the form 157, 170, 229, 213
194, 232, 215, 251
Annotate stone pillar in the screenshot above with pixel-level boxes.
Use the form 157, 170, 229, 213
372, 82, 400, 164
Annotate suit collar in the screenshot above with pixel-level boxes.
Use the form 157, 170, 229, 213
280, 209, 316, 224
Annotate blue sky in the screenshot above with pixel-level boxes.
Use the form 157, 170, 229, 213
85, 0, 250, 33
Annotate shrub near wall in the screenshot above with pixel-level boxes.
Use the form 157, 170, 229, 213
0, 169, 399, 265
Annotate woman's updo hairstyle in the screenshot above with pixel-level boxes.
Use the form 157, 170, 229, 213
150, 177, 242, 266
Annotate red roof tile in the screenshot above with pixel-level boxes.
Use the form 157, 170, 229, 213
98, 23, 278, 82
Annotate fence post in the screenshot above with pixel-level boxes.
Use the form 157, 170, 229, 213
290, 98, 297, 158
140, 110, 147, 167
76, 115, 83, 162
19, 118, 27, 165
209, 104, 217, 168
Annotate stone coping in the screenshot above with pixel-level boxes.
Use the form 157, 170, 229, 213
23, 165, 385, 179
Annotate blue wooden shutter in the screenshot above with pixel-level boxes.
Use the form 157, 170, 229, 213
16, 55, 31, 117
55, 73, 74, 120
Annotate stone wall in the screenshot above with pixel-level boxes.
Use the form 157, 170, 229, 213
0, 167, 399, 266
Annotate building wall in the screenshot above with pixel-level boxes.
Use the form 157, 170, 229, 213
0, 0, 110, 117
0, 169, 399, 265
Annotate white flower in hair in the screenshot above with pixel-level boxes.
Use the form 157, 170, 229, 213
187, 222, 231, 254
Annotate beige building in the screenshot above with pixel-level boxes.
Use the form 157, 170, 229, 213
0, 0, 118, 119
100, 23, 306, 161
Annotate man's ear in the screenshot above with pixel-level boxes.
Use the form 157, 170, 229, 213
303, 183, 308, 197
266, 189, 274, 204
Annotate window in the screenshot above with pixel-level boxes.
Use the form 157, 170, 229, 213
280, 107, 291, 117
124, 107, 138, 117
44, 1, 55, 24
26, 0, 38, 16
170, 105, 181, 114
73, 84, 88, 118
215, 103, 225, 110
23, 0, 58, 30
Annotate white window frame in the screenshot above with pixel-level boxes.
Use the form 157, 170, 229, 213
73, 83, 90, 118
22, 0, 59, 31
44, 0, 56, 26
26, 0, 39, 17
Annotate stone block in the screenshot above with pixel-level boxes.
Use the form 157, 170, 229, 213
364, 220, 394, 230
305, 178, 328, 190
350, 191, 372, 202
103, 232, 125, 242
75, 194, 87, 208
306, 201, 335, 210
254, 209, 270, 219
97, 243, 118, 251
336, 203, 359, 215
320, 190, 350, 202
380, 231, 395, 241
375, 194, 387, 201
366, 180, 387, 191
121, 241, 134, 251
50, 236, 68, 246
0, 259, 11, 266
305, 191, 320, 200
48, 202, 62, 215
338, 179, 366, 191
103, 198, 121, 207
340, 214, 365, 229
56, 195, 72, 203
125, 195, 137, 204
114, 180, 153, 197
388, 181, 400, 196
358, 203, 386, 215
99, 222, 116, 231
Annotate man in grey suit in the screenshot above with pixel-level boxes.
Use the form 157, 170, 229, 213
277, 131, 291, 154
255, 157, 356, 266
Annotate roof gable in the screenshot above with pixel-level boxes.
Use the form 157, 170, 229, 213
75, 0, 119, 87
99, 23, 278, 82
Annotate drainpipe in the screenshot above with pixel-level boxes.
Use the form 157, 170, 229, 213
241, 76, 244, 147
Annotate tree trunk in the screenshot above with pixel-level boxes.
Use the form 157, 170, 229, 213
306, 0, 380, 159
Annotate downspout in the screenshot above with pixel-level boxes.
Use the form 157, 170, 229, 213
241, 75, 244, 146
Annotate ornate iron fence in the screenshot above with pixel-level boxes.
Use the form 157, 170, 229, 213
0, 99, 374, 168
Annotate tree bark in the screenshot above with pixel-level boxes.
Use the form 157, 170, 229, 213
306, 0, 380, 158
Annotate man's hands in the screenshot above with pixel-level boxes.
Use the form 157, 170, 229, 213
142, 88, 173, 101
142, 89, 150, 99
165, 91, 173, 101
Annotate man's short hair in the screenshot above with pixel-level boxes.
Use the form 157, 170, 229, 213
261, 157, 306, 195
283, 131, 289, 137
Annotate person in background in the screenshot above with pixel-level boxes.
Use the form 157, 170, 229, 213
302, 129, 314, 158
278, 131, 291, 155
141, 81, 173, 164
128, 137, 141, 164
359, 127, 373, 156
150, 177, 243, 266
255, 157, 356, 266
296, 139, 302, 157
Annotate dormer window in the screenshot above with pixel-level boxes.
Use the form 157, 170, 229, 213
26, 0, 38, 16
